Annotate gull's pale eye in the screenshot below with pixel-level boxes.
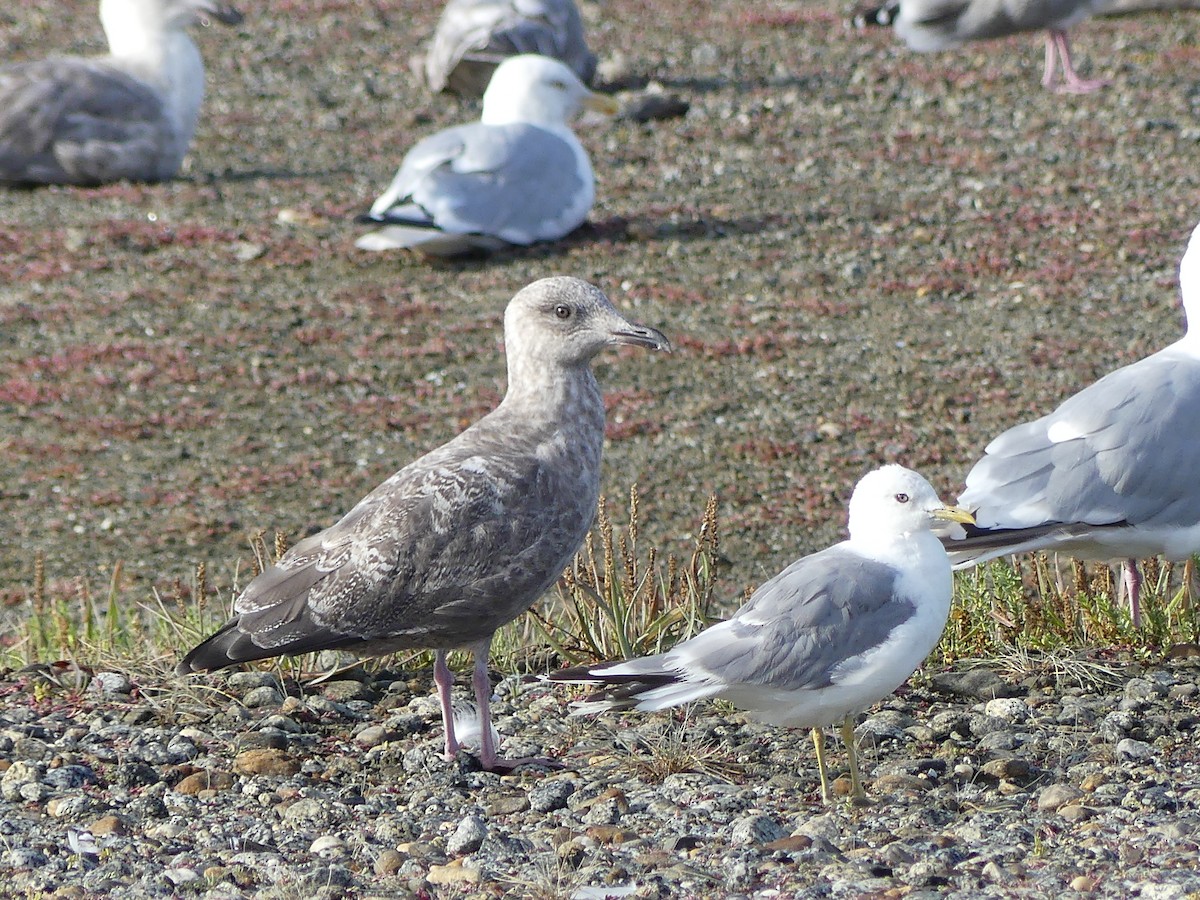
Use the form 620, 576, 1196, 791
554, 304, 572, 320
895, 493, 910, 504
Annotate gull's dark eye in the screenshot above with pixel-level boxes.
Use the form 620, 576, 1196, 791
550, 79, 569, 91
555, 304, 572, 320
895, 493, 910, 504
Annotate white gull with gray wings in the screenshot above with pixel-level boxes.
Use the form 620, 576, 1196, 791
0, 0, 242, 185
179, 277, 670, 772
356, 54, 617, 257
944, 220, 1200, 628
551, 465, 973, 801
423, 0, 596, 96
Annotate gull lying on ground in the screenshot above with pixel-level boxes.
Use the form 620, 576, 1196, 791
945, 221, 1200, 629
853, 0, 1110, 93
423, 0, 596, 96
0, 0, 242, 185
551, 465, 973, 801
356, 54, 617, 257
179, 276, 670, 772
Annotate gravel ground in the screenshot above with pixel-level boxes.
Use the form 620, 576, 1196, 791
5, 0, 1200, 896
1, 655, 1198, 898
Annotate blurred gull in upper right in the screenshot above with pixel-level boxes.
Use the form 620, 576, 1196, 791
853, 0, 1110, 93
944, 220, 1200, 628
422, 0, 597, 97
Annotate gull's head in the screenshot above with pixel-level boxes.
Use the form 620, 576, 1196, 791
503, 276, 670, 374
847, 464, 974, 542
1179, 219, 1200, 331
480, 55, 619, 128
101, 0, 242, 44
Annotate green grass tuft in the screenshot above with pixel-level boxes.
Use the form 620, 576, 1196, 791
524, 484, 723, 667
938, 553, 1200, 664
7, 490, 1200, 683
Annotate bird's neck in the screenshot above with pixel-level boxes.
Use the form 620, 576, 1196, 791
108, 25, 207, 144
480, 107, 572, 134
499, 361, 605, 432
849, 526, 942, 566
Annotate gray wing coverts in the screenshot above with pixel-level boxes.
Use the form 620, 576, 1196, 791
0, 59, 175, 185
900, 0, 1100, 47
688, 547, 913, 692
223, 437, 592, 658
965, 356, 1200, 528
386, 123, 583, 237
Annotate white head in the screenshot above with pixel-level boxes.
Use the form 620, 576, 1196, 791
847, 465, 974, 543
1179, 219, 1200, 332
502, 276, 669, 382
100, 0, 242, 56
480, 54, 618, 128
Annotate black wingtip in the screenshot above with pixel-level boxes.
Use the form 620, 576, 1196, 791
176, 619, 245, 675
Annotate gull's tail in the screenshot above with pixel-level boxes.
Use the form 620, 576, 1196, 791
548, 657, 722, 715
940, 521, 1106, 570
353, 204, 505, 256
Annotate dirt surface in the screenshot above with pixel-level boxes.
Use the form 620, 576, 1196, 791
4, 0, 1200, 610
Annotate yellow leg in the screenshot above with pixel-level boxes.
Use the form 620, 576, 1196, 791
839, 719, 866, 802
810, 726, 831, 802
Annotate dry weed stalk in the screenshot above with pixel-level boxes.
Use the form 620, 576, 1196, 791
533, 485, 721, 665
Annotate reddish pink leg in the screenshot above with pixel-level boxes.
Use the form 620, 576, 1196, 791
434, 650, 460, 761
1044, 30, 1108, 94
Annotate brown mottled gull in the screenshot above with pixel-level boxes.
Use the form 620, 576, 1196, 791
853, 0, 1109, 93
551, 466, 974, 802
944, 221, 1200, 629
423, 0, 597, 97
356, 54, 617, 257
179, 277, 670, 772
0, 0, 242, 186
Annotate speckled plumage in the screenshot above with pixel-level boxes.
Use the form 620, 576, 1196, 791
945, 221, 1200, 627
180, 276, 670, 771
0, 0, 242, 186
423, 0, 596, 96
552, 465, 974, 801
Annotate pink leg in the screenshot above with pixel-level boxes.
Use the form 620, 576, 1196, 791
468, 638, 562, 773
1048, 29, 1108, 94
1042, 32, 1059, 90
434, 650, 460, 761
1122, 560, 1142, 629
470, 642, 500, 770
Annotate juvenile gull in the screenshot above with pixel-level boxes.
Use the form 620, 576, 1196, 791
422, 0, 597, 97
853, 0, 1109, 93
0, 0, 242, 186
356, 54, 617, 257
179, 277, 670, 771
945, 221, 1200, 628
551, 466, 973, 801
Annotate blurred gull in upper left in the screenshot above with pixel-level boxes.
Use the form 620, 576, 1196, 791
356, 54, 617, 257
0, 0, 243, 186
422, 0, 597, 97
